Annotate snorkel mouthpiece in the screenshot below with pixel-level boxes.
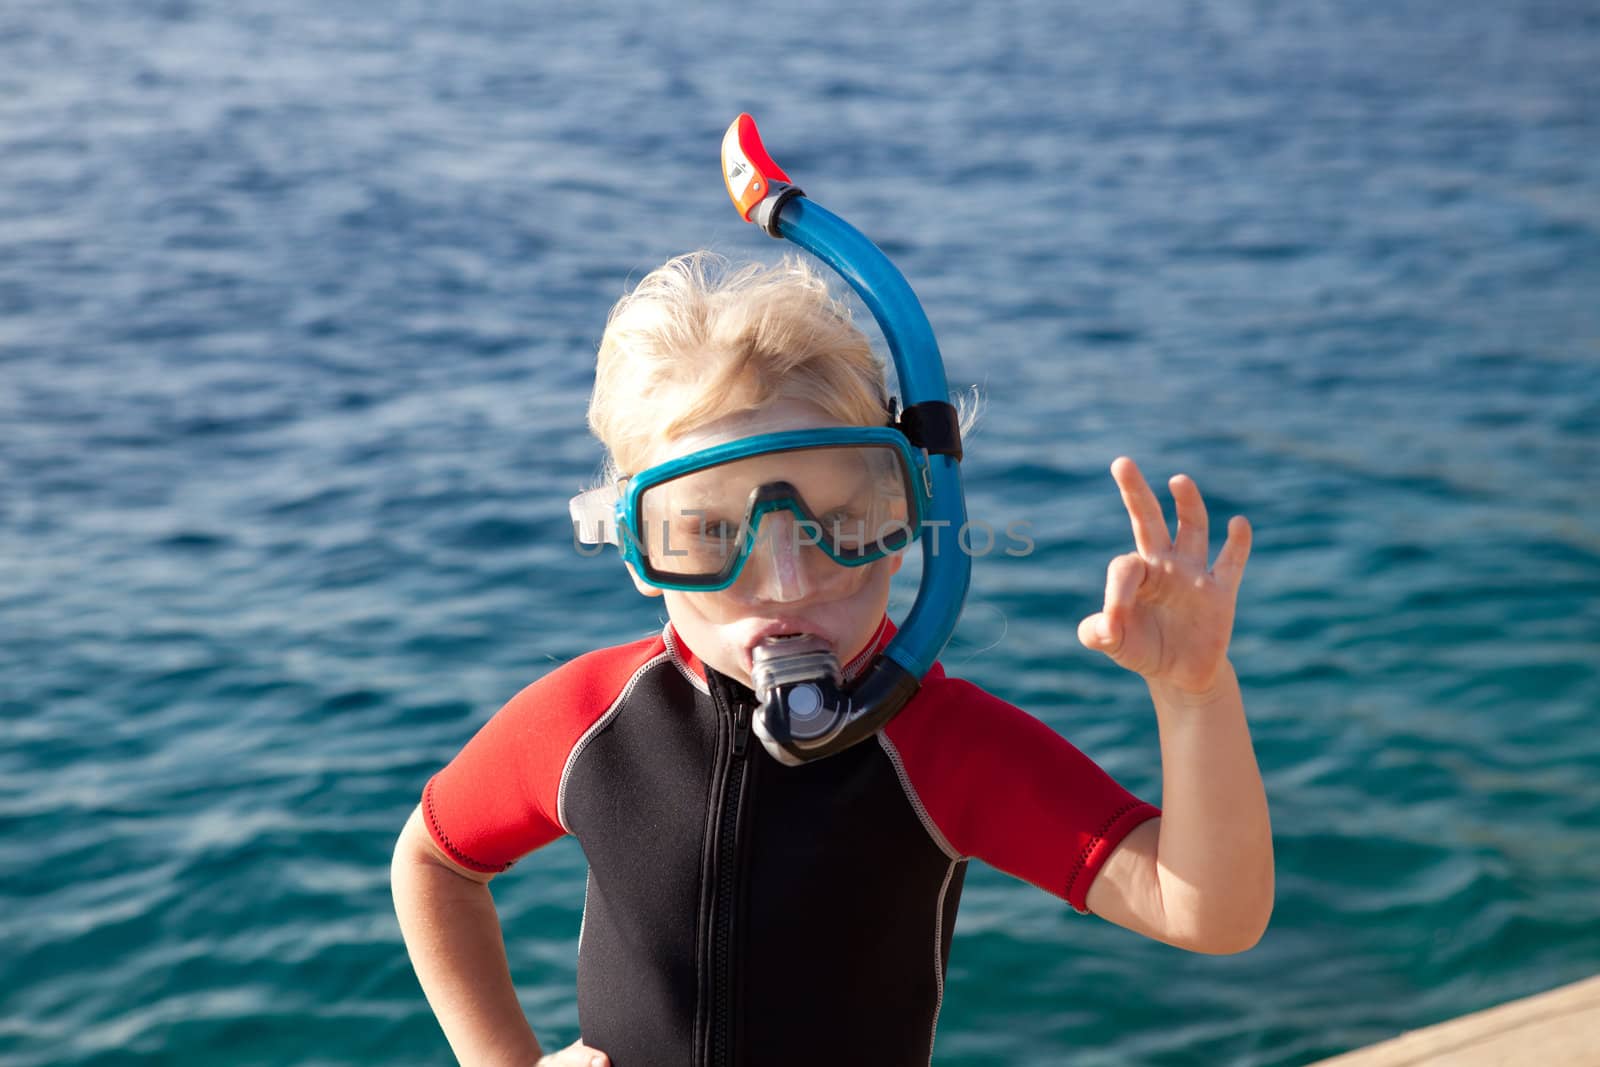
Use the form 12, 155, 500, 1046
723, 114, 972, 766
751, 635, 922, 767
750, 635, 846, 764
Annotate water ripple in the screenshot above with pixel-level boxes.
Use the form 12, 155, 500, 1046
4, 1, 1599, 1064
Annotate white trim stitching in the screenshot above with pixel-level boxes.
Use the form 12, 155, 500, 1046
876, 733, 963, 862
556, 650, 673, 833
928, 858, 960, 1062
577, 872, 591, 956
663, 624, 711, 694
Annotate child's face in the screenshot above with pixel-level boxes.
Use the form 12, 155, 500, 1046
635, 397, 902, 688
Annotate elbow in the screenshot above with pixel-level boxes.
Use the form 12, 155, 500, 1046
1170, 864, 1274, 955
1190, 912, 1270, 955
1193, 874, 1275, 955
1175, 905, 1271, 955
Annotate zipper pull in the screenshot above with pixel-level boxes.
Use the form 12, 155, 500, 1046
732, 701, 751, 758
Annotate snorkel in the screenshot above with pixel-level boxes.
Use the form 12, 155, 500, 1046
722, 113, 970, 765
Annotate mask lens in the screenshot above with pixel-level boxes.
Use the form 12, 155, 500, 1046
634, 444, 913, 585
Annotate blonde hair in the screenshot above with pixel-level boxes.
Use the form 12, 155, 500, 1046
588, 252, 890, 479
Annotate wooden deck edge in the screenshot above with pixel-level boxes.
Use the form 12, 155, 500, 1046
1308, 973, 1600, 1066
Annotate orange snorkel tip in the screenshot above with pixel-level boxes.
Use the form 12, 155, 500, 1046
722, 113, 803, 237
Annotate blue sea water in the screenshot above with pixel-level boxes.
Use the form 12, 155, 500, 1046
2, 1, 1598, 1063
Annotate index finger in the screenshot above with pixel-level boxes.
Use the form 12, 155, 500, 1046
1110, 456, 1172, 558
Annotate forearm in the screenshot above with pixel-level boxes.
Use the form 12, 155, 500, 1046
392, 814, 543, 1065
1147, 662, 1274, 952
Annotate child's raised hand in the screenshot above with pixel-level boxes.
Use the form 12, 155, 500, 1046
1077, 457, 1251, 697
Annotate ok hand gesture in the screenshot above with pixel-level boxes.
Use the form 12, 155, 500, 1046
1077, 457, 1251, 697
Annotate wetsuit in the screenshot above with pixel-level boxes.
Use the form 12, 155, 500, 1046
424, 620, 1160, 1067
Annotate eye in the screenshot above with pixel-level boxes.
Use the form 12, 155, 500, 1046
687, 515, 740, 541
822, 509, 870, 546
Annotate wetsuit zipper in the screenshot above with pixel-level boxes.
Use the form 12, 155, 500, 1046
707, 680, 751, 1067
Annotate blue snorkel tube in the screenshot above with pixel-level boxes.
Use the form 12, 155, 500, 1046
722, 114, 970, 765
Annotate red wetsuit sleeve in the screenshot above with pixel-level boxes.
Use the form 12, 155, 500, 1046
423, 636, 665, 873
883, 671, 1161, 913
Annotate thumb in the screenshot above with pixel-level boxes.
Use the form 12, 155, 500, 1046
1077, 611, 1119, 654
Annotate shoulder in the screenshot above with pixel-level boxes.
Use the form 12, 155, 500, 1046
485, 632, 687, 776
504, 631, 676, 722
421, 631, 678, 870
881, 664, 1159, 906
446, 631, 677, 804
888, 662, 1057, 751
877, 664, 1057, 838
879, 662, 1126, 818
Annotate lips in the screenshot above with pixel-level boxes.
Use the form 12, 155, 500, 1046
740, 620, 834, 672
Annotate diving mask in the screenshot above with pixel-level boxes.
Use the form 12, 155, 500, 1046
569, 427, 928, 593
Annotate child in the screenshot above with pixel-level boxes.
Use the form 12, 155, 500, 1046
391, 253, 1273, 1067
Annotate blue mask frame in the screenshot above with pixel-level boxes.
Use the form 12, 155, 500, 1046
614, 426, 931, 592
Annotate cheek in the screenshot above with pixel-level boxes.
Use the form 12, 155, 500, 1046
662, 589, 751, 679
830, 560, 895, 629
661, 590, 756, 669
664, 586, 742, 627
627, 563, 666, 598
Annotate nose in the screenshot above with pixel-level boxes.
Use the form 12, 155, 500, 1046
745, 512, 811, 603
